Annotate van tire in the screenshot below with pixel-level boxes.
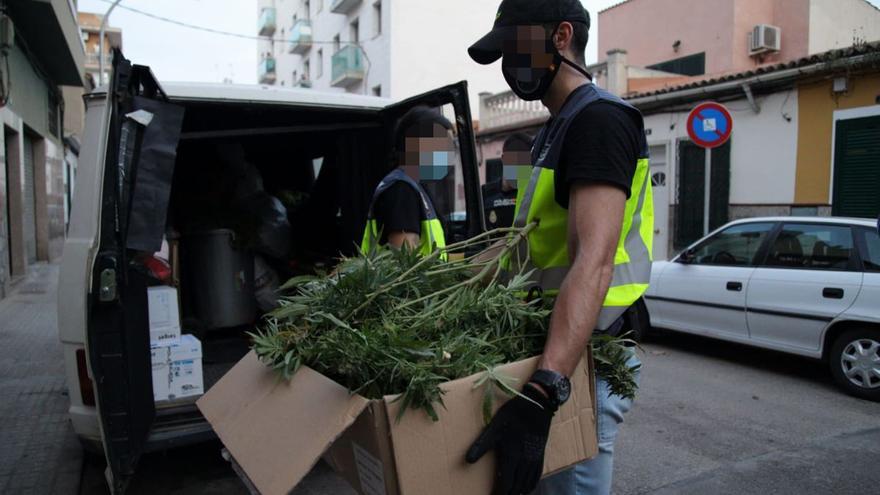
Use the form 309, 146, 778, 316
829, 329, 880, 402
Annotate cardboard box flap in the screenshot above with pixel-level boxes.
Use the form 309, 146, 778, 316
197, 352, 370, 495
383, 354, 595, 495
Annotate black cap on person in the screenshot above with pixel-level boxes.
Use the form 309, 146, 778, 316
468, 0, 591, 65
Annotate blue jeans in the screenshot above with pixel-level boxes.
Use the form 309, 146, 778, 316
536, 350, 641, 495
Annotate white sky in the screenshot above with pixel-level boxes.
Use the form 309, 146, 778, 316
78, 0, 880, 86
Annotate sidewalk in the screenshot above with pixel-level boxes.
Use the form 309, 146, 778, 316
0, 264, 83, 495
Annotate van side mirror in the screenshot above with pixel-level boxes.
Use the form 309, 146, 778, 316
678, 248, 697, 264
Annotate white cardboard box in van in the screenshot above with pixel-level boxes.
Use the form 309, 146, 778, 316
147, 286, 182, 347
152, 334, 204, 401
197, 351, 597, 495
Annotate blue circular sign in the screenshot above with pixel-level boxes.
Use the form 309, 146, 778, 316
687, 103, 733, 149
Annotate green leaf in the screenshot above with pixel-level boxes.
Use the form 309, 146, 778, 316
279, 275, 320, 291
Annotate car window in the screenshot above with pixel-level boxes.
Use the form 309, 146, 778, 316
765, 223, 854, 270
861, 228, 880, 272
691, 223, 774, 266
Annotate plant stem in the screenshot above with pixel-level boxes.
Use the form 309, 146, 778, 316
396, 223, 537, 311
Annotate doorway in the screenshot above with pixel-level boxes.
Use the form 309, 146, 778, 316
675, 140, 730, 249
649, 144, 669, 260
3, 128, 12, 275
22, 132, 37, 264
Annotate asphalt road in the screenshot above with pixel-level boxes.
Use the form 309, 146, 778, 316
79, 330, 880, 495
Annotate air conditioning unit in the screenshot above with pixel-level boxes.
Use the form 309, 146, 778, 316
749, 24, 781, 55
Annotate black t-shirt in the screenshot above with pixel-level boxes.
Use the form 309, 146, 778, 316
373, 182, 422, 243
553, 100, 643, 208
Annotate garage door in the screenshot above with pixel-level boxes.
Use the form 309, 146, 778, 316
22, 134, 37, 264
833, 115, 880, 219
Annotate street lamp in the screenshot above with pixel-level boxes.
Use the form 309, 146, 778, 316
99, 0, 123, 86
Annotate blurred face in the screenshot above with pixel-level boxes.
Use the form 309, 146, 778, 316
501, 149, 531, 190
501, 25, 557, 95
400, 123, 456, 181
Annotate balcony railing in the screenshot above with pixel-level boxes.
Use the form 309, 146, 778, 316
288, 19, 313, 55
479, 90, 550, 131
84, 52, 106, 67
330, 0, 362, 15
331, 45, 365, 88
259, 57, 277, 84
258, 7, 277, 37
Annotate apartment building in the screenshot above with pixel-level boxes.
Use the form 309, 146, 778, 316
255, 0, 509, 114
1, 0, 85, 297
77, 12, 123, 87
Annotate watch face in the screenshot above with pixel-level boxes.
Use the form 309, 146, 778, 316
556, 377, 572, 404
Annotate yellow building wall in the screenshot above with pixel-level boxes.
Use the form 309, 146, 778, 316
795, 73, 880, 204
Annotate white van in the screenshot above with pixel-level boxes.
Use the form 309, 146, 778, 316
58, 52, 485, 492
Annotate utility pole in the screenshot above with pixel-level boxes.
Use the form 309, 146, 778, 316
99, 0, 123, 86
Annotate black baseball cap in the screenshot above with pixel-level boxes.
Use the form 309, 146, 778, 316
469, 0, 591, 65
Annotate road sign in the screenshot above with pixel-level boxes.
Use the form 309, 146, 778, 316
687, 102, 733, 149
687, 102, 733, 236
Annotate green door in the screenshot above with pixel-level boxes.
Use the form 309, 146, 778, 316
676, 140, 731, 249
833, 116, 880, 219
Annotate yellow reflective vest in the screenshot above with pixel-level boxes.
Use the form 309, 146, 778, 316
361, 168, 447, 259
511, 84, 653, 330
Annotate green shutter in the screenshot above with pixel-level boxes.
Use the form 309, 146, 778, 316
647, 52, 706, 76
833, 116, 880, 219
675, 140, 731, 248
710, 140, 731, 231
676, 141, 705, 248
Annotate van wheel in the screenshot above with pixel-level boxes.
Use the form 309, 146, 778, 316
829, 329, 880, 402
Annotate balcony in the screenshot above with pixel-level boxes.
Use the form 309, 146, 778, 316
84, 52, 107, 68
5, 0, 85, 86
478, 90, 550, 131
288, 20, 313, 55
331, 45, 365, 88
330, 0, 362, 15
259, 57, 277, 84
258, 7, 277, 37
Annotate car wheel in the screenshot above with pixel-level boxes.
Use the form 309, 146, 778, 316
829, 329, 880, 402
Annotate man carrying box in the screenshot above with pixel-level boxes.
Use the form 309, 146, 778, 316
465, 1, 653, 493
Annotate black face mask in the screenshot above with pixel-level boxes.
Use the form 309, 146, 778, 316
502, 27, 592, 101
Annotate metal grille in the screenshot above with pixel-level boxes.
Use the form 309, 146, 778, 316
22, 134, 37, 264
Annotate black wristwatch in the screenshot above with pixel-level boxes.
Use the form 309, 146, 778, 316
528, 369, 572, 410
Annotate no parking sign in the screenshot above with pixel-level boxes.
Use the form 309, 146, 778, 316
687, 102, 733, 149
686, 102, 733, 235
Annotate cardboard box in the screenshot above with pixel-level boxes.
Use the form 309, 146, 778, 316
148, 286, 182, 347
197, 351, 597, 495
152, 334, 204, 401
151, 357, 170, 401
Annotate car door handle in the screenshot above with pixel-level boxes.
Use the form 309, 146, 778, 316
823, 288, 844, 299
726, 281, 743, 292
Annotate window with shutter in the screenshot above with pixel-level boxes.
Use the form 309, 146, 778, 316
833, 116, 880, 219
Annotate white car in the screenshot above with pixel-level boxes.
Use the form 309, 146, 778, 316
645, 217, 880, 401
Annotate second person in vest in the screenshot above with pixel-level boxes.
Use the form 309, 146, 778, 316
465, 1, 654, 494
361, 106, 452, 258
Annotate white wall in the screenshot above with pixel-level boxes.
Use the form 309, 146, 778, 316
641, 89, 800, 206
390, 0, 510, 116
808, 0, 880, 54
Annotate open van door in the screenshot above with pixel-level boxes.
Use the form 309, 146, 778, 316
380, 81, 485, 244
86, 50, 185, 494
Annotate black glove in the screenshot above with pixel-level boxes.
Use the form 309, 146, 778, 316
465, 383, 556, 495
